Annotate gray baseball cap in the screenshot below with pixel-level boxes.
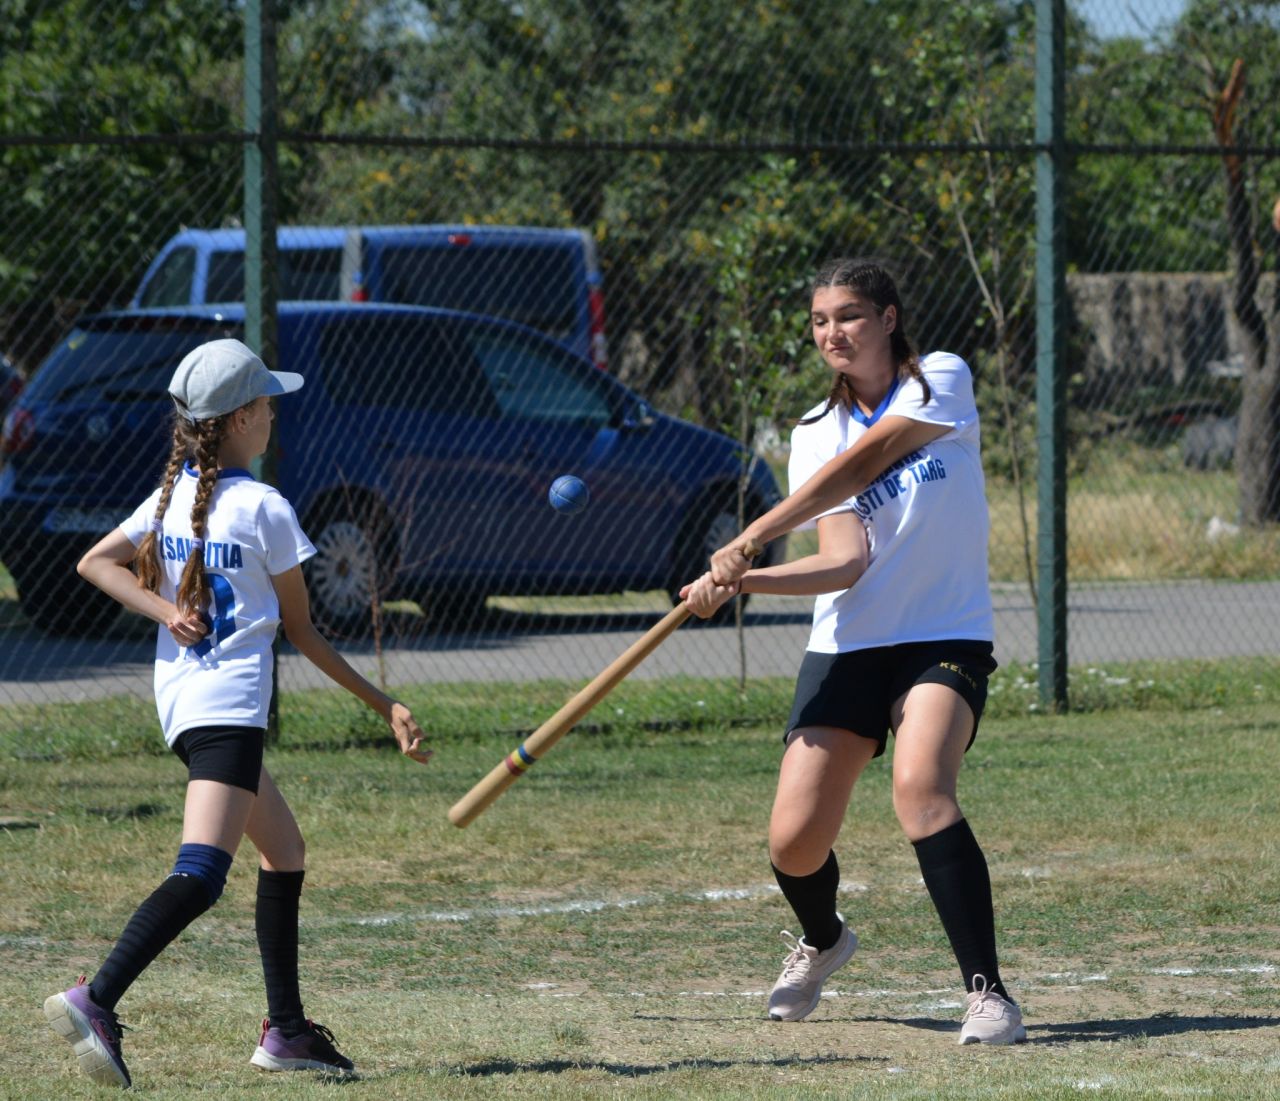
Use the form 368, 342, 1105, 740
168, 338, 304, 421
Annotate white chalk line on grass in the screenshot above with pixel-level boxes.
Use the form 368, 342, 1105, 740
333, 880, 869, 929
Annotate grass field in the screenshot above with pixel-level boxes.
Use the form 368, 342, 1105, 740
3, 670, 1279, 1099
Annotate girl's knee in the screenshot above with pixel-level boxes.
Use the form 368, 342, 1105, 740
260, 832, 304, 872
892, 776, 954, 829
893, 790, 960, 839
769, 829, 829, 876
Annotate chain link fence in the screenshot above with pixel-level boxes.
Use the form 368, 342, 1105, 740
2, 0, 1278, 734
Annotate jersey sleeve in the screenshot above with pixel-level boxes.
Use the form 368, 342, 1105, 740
787, 407, 855, 532
259, 491, 317, 575
884, 352, 978, 436
119, 489, 164, 547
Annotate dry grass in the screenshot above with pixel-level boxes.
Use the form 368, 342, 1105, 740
4, 699, 1280, 1098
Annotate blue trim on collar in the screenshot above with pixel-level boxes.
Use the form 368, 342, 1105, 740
182, 462, 254, 481
851, 375, 902, 427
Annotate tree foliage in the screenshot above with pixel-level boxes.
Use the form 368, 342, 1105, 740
2, 0, 1278, 448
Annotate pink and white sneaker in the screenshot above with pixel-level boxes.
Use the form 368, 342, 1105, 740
959, 974, 1027, 1045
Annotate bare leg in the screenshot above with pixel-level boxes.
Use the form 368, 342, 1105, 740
769, 725, 877, 874
245, 768, 305, 872
181, 779, 257, 850
891, 683, 1009, 1002
889, 682, 972, 841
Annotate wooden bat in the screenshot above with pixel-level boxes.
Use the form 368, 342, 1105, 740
448, 537, 762, 827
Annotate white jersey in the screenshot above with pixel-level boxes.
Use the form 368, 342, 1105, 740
120, 465, 316, 745
788, 351, 993, 653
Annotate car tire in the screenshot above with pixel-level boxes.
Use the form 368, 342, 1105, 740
303, 497, 397, 638
13, 552, 121, 637
669, 486, 759, 626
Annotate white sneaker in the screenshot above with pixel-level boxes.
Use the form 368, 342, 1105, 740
959, 974, 1026, 1045
766, 917, 857, 1021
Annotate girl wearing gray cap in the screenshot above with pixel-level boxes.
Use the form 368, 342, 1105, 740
43, 339, 431, 1088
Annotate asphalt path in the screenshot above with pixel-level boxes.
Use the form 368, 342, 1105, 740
1, 580, 1277, 708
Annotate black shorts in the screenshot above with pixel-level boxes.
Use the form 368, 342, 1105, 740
785, 640, 997, 758
171, 726, 265, 794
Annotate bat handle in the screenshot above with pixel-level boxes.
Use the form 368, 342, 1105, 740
741, 537, 764, 561
448, 752, 530, 827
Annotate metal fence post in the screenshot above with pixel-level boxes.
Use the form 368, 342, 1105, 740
244, 0, 282, 739
1035, 0, 1068, 710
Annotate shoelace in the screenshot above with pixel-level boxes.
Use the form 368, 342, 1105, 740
962, 974, 1002, 1022
777, 931, 816, 983
304, 1021, 343, 1058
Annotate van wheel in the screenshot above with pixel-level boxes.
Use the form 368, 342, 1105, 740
669, 487, 757, 626
304, 499, 396, 637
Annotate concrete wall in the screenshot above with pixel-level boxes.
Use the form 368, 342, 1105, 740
1068, 272, 1276, 389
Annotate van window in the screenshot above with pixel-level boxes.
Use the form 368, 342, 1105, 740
206, 248, 344, 303
138, 247, 197, 307
375, 246, 580, 338
25, 319, 233, 403
470, 329, 611, 428
316, 316, 498, 416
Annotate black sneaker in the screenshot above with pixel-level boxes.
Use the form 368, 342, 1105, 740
250, 1018, 356, 1077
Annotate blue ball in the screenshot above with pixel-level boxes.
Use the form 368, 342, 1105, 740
548, 474, 590, 514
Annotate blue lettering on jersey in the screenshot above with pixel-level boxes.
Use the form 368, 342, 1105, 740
162, 538, 246, 569
854, 450, 947, 517
189, 573, 238, 659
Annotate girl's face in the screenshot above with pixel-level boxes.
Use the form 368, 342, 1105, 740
810, 285, 896, 379
236, 395, 274, 458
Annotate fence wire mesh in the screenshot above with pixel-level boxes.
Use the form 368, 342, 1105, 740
1, 0, 1278, 736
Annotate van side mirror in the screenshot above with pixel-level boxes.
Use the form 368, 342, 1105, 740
620, 401, 655, 432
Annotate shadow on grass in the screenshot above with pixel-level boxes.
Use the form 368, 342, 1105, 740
858, 1011, 1280, 1043
452, 1053, 881, 1079
81, 802, 169, 822
1030, 1014, 1280, 1044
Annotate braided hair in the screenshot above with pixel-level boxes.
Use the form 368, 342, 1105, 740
134, 410, 231, 617
799, 258, 930, 426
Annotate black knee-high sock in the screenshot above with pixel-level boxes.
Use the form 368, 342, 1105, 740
771, 850, 843, 951
912, 818, 1010, 1001
256, 869, 307, 1034
89, 876, 214, 1012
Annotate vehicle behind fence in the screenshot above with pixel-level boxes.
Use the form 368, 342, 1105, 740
2, 0, 1278, 733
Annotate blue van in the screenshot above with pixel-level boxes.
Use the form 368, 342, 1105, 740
0, 304, 781, 635
133, 224, 608, 369
340, 225, 607, 369
131, 227, 347, 308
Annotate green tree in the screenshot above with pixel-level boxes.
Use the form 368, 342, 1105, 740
0, 1, 243, 363
1175, 0, 1280, 524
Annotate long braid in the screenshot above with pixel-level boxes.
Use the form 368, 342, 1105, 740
175, 415, 228, 617
135, 418, 193, 595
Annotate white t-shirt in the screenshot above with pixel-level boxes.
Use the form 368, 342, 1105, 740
788, 351, 993, 653
120, 465, 316, 745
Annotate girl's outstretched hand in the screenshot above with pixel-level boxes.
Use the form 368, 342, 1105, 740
389, 702, 432, 765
